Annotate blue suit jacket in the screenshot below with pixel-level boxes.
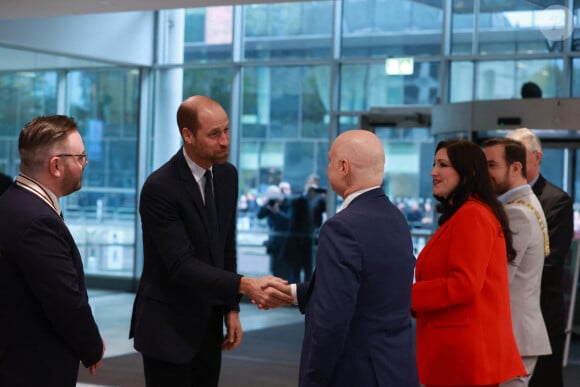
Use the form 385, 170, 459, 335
130, 150, 242, 364
297, 188, 418, 387
0, 184, 103, 387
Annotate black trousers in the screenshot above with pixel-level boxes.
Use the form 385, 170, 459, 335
142, 308, 223, 387
528, 332, 565, 387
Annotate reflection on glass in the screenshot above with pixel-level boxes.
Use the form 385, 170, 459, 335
571, 58, 580, 97
340, 61, 439, 110
182, 67, 232, 111
342, 0, 443, 58
242, 66, 330, 139
0, 72, 57, 177
65, 69, 139, 278
243, 1, 333, 60
478, 0, 567, 55
375, 127, 435, 254
184, 7, 233, 63
449, 61, 474, 102
452, 0, 570, 55
474, 59, 563, 100
451, 0, 474, 55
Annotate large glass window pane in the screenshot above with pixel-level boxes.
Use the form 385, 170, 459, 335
478, 0, 567, 55
374, 127, 435, 254
342, 0, 443, 58
182, 67, 232, 111
242, 66, 330, 140
0, 72, 57, 177
238, 65, 330, 274
340, 61, 439, 110
239, 65, 330, 223
475, 59, 563, 100
573, 4, 580, 51
451, 0, 474, 55
65, 69, 140, 278
571, 58, 580, 97
449, 61, 474, 102
243, 1, 333, 60
541, 148, 566, 191
184, 7, 233, 63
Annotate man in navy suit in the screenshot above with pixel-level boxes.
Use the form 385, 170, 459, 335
261, 130, 419, 387
129, 95, 292, 387
0, 172, 11, 195
0, 115, 104, 386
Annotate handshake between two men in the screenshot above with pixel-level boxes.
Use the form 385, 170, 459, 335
239, 276, 295, 310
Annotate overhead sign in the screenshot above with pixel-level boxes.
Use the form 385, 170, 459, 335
385, 57, 414, 75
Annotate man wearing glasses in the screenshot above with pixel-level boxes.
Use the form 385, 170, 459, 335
0, 115, 104, 386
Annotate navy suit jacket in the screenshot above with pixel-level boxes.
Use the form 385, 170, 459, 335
0, 185, 103, 387
130, 149, 242, 364
297, 188, 419, 387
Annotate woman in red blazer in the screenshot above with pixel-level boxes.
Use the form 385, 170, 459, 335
412, 140, 526, 387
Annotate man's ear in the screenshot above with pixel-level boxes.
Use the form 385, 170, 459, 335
340, 159, 350, 176
511, 161, 523, 174
48, 156, 63, 177
182, 127, 194, 144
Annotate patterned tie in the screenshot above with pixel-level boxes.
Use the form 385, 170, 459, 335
204, 169, 219, 239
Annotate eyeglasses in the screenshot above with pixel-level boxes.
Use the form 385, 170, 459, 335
56, 152, 88, 165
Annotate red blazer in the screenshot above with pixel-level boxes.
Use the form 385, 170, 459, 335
412, 198, 525, 386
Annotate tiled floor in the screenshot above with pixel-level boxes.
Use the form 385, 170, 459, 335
77, 290, 305, 386
85, 290, 305, 359
79, 290, 580, 387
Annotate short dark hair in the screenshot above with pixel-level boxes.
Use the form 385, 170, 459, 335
18, 115, 78, 172
482, 137, 527, 179
521, 82, 542, 98
176, 95, 220, 136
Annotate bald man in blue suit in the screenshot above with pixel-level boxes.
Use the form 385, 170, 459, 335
262, 130, 419, 387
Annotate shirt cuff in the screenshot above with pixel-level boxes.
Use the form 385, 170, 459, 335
290, 283, 298, 305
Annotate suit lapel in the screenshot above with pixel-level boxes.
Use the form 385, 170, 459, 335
175, 151, 222, 267
210, 165, 228, 268
532, 174, 546, 197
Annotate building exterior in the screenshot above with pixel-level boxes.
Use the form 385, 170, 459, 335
1, 0, 579, 289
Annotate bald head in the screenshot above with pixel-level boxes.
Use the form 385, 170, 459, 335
327, 130, 385, 198
177, 95, 225, 136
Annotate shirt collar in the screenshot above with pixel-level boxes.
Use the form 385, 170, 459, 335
498, 184, 530, 203
15, 173, 62, 216
183, 148, 209, 183
338, 186, 379, 212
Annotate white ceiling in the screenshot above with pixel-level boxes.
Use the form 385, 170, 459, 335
0, 0, 289, 21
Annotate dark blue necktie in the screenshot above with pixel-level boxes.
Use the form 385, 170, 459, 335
204, 169, 219, 239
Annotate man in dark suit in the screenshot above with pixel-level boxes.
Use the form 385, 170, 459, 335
129, 95, 292, 387
284, 174, 326, 283
0, 115, 104, 386
257, 184, 291, 278
260, 130, 419, 387
507, 128, 574, 387
0, 172, 11, 195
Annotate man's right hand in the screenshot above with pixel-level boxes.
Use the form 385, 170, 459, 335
239, 276, 293, 310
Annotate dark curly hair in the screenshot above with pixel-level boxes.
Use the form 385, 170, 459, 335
434, 139, 516, 263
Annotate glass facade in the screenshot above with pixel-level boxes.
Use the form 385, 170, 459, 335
243, 1, 333, 60
2, 1, 580, 287
64, 69, 140, 278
